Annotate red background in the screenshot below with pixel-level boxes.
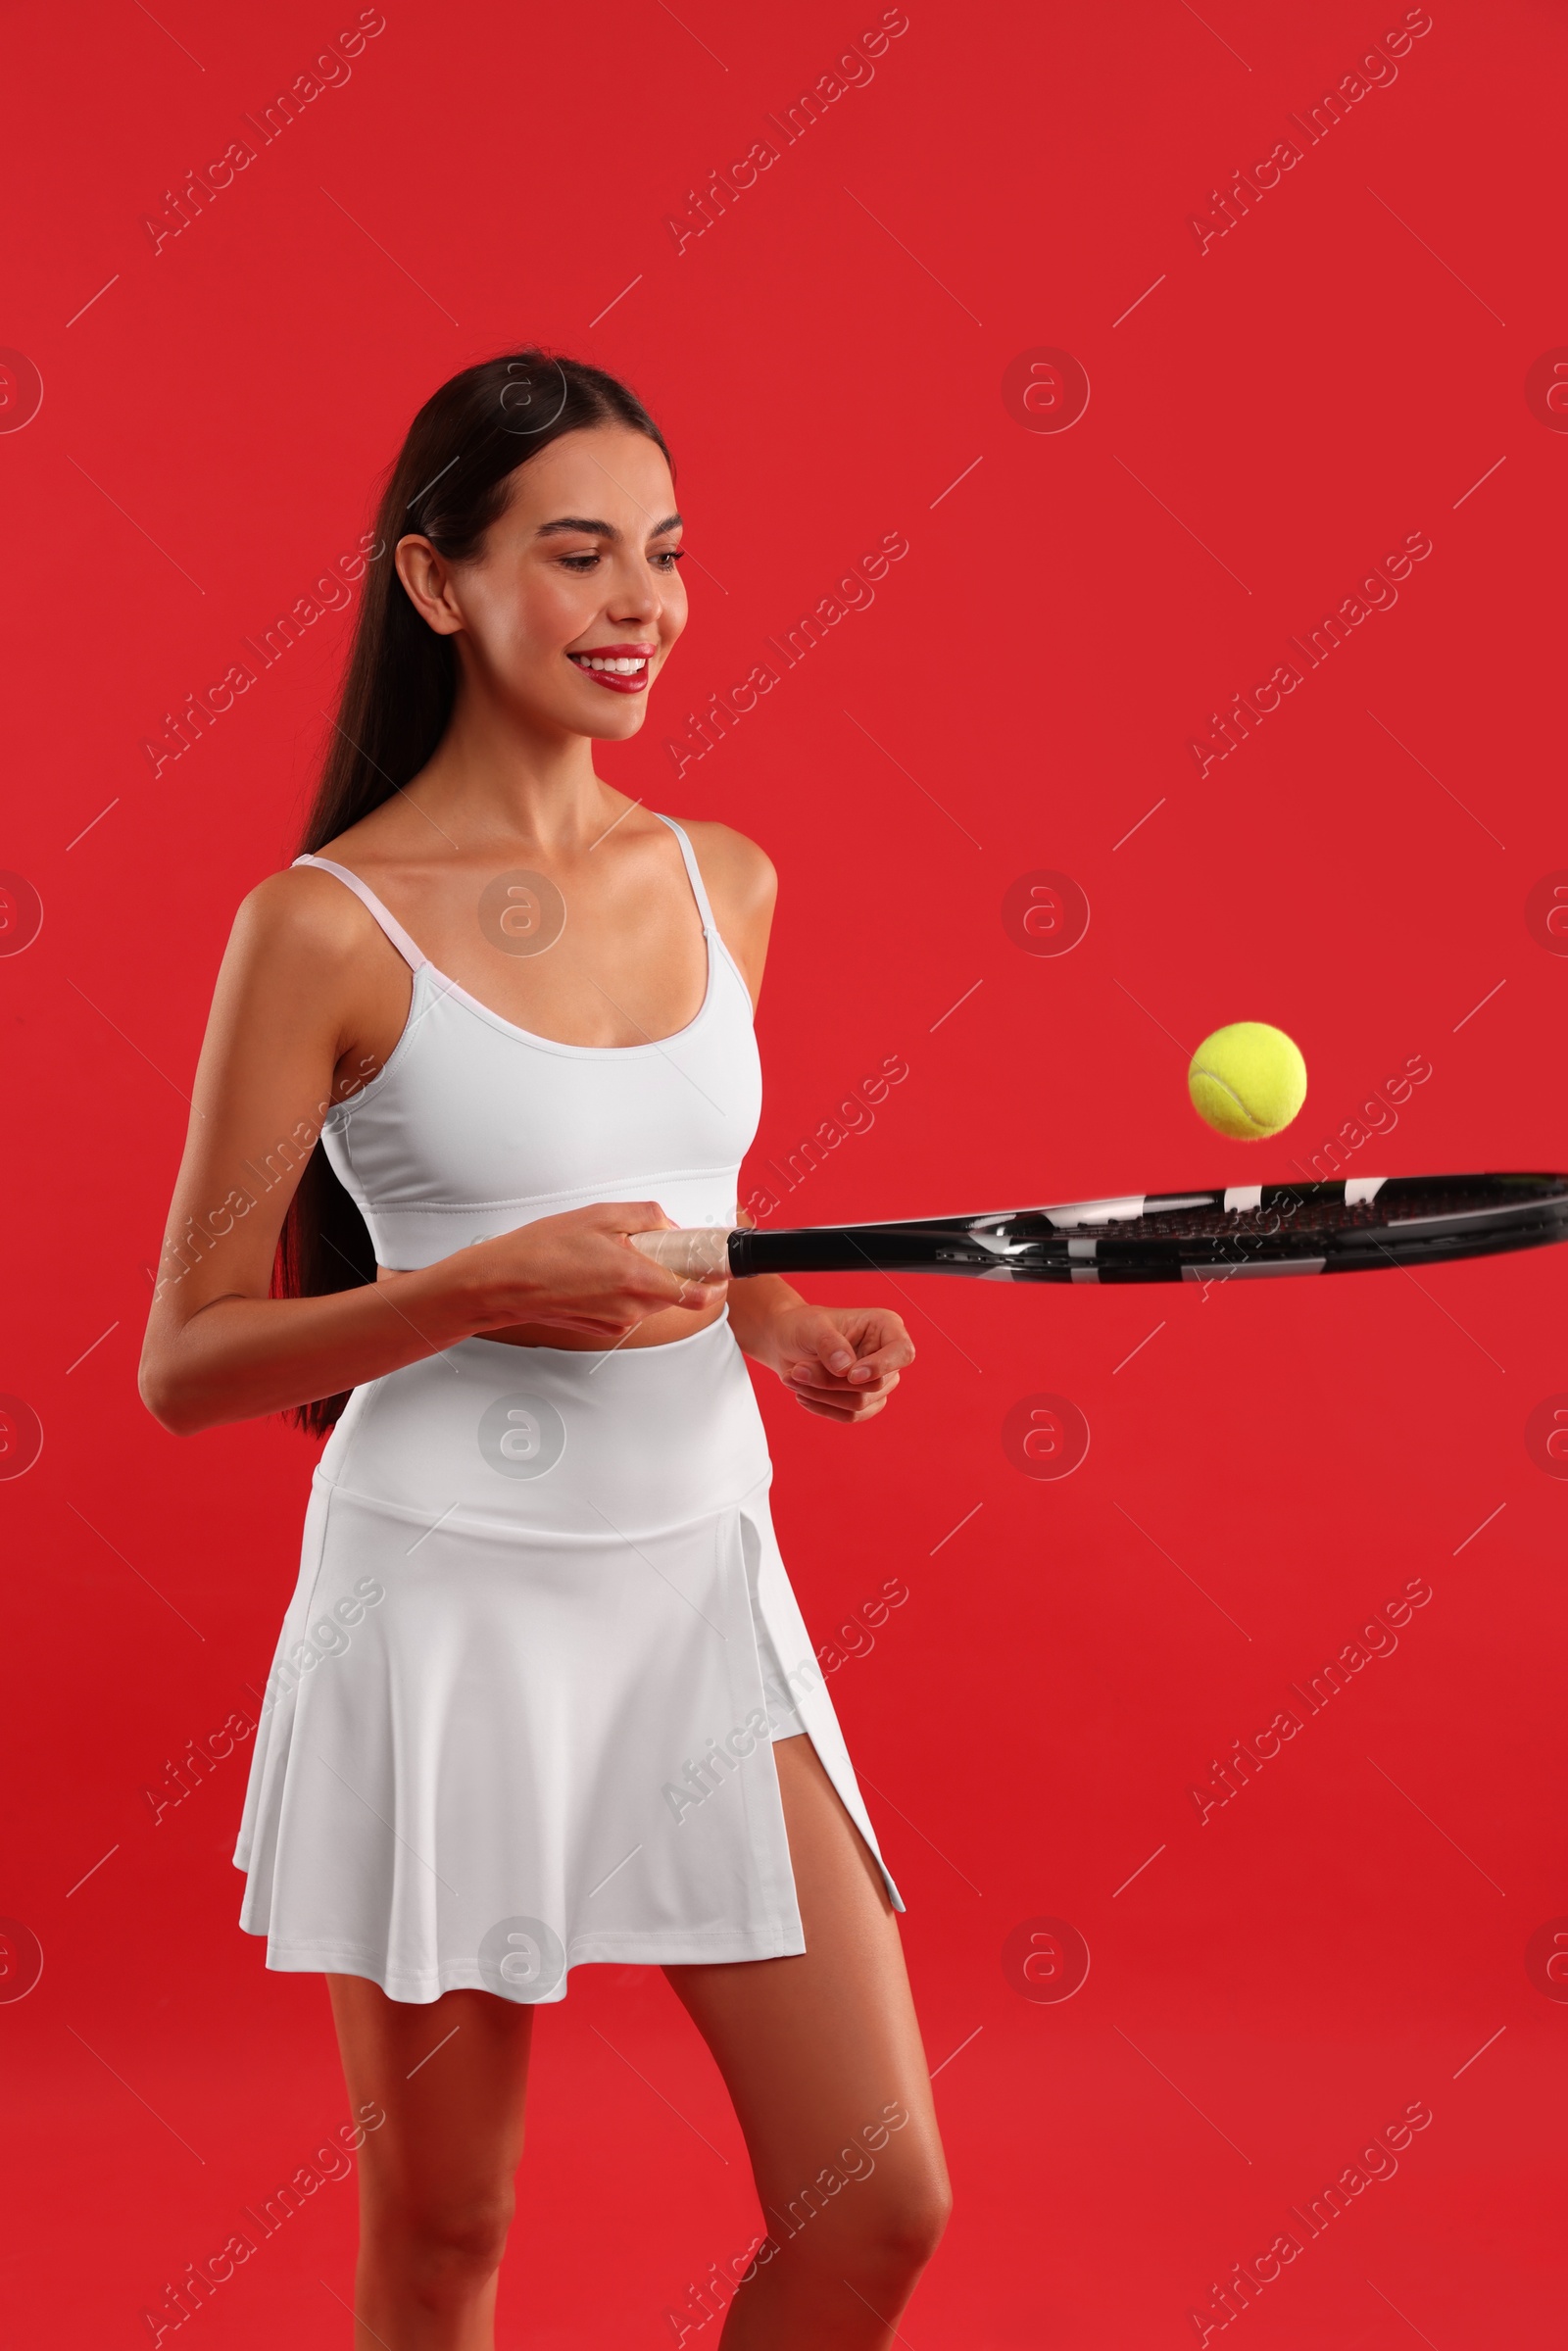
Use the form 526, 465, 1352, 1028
3, 2, 1565, 2342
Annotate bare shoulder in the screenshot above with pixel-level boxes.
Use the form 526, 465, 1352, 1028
230, 861, 377, 967
668, 818, 778, 915
220, 863, 398, 1014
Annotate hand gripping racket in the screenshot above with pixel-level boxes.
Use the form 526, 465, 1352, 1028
630, 1174, 1568, 1286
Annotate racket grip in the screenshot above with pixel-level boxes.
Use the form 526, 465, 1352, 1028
628, 1227, 738, 1281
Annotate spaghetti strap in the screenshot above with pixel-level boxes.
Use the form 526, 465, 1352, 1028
294, 854, 429, 973
655, 814, 716, 936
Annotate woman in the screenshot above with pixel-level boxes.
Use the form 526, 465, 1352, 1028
138, 351, 951, 2348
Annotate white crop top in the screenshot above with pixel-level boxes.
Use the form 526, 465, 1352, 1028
297, 814, 762, 1269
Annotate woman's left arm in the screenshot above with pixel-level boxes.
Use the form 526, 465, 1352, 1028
683, 819, 915, 1426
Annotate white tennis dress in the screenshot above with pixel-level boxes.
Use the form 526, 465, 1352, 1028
233, 815, 901, 2003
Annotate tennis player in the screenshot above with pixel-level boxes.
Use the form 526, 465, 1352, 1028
139, 350, 949, 2349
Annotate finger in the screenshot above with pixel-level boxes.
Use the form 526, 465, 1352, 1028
807, 1322, 898, 1378
800, 1315, 913, 1380
812, 1331, 859, 1376
825, 1307, 911, 1347
795, 1393, 858, 1420
788, 1361, 898, 1396
601, 1201, 678, 1235
844, 1334, 916, 1382
787, 1366, 898, 1401
668, 1278, 729, 1313
795, 1392, 887, 1424
787, 1350, 901, 1386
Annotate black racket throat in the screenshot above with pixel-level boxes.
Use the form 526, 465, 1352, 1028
726, 1174, 1568, 1284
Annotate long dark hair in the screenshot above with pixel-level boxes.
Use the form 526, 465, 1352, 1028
274, 349, 674, 1433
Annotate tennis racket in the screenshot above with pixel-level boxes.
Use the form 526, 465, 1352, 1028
630, 1174, 1568, 1285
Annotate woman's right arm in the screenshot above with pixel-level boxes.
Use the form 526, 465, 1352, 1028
137, 871, 716, 1437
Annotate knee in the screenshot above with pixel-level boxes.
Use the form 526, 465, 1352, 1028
370, 2186, 514, 2299
877, 2177, 952, 2272
834, 2173, 951, 2285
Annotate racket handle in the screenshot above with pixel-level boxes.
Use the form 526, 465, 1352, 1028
629, 1227, 738, 1281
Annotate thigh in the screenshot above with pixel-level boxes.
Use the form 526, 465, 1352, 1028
663, 1734, 949, 2237
326, 1975, 535, 2211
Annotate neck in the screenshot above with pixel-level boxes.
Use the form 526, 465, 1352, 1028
403, 673, 623, 856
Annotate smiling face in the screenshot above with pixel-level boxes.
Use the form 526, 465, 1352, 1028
394, 423, 688, 743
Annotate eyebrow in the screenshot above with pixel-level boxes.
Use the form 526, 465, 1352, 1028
533, 513, 683, 542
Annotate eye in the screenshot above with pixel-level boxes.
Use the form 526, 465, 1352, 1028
652, 548, 686, 569
559, 552, 601, 571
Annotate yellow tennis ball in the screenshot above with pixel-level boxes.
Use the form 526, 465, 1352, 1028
1188, 1021, 1307, 1141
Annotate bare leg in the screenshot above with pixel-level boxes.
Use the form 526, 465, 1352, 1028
325, 1977, 534, 2350
664, 1734, 952, 2347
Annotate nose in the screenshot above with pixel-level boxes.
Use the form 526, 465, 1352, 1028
610, 567, 662, 625
608, 544, 671, 627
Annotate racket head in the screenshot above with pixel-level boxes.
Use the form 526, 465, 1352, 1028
997, 1173, 1568, 1277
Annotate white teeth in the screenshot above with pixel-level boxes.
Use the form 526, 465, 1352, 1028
574, 654, 648, 673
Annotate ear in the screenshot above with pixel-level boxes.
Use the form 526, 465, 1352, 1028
394, 533, 466, 635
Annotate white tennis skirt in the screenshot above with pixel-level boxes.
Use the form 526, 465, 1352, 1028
233, 1309, 902, 2004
